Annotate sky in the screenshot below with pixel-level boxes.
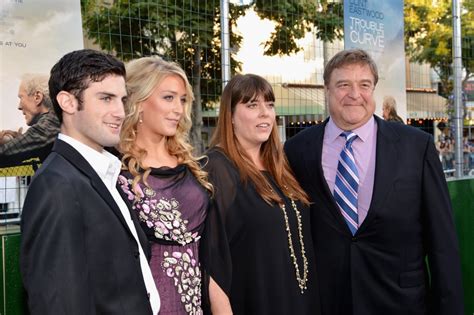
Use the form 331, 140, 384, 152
234, 9, 325, 85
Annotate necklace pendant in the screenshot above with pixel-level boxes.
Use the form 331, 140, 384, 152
280, 198, 309, 294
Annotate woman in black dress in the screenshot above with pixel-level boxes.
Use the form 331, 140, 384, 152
204, 74, 320, 314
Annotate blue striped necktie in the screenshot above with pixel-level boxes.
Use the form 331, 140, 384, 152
334, 131, 359, 235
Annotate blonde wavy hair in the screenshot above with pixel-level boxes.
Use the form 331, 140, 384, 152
119, 56, 213, 196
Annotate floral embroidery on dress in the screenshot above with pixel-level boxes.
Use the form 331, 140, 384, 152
162, 249, 202, 315
118, 175, 200, 246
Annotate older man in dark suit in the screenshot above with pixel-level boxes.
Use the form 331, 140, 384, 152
284, 49, 464, 315
20, 49, 160, 314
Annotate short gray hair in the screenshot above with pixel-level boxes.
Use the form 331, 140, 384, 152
323, 49, 379, 86
20, 73, 52, 109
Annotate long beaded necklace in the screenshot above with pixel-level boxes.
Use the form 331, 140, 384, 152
280, 198, 309, 294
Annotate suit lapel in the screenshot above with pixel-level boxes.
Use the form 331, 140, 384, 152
307, 121, 353, 233
53, 140, 134, 237
358, 117, 400, 233
303, 123, 324, 188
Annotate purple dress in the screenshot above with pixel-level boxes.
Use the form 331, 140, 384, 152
118, 164, 209, 315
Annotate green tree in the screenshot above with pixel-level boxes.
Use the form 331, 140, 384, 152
253, 0, 343, 56
81, 0, 345, 153
461, 0, 474, 87
404, 0, 474, 99
81, 0, 247, 153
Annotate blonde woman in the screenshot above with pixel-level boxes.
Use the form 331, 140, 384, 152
204, 74, 320, 314
382, 96, 404, 123
118, 56, 212, 315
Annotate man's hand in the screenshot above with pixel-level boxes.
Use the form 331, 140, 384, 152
0, 127, 23, 144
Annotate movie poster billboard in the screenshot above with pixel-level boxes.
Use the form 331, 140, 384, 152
0, 0, 83, 131
344, 0, 407, 120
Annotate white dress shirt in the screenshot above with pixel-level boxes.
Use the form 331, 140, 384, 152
58, 133, 160, 314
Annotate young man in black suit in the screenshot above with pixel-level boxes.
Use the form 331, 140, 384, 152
20, 49, 160, 314
284, 49, 464, 315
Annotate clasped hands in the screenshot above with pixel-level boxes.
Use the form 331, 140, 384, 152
0, 127, 23, 144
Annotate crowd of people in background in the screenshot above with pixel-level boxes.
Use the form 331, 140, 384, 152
464, 137, 474, 172
380, 95, 474, 175
0, 48, 466, 314
435, 129, 474, 175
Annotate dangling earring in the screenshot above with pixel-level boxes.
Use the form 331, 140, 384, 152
139, 112, 143, 123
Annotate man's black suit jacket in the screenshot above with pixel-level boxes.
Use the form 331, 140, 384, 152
20, 139, 153, 314
284, 116, 464, 315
